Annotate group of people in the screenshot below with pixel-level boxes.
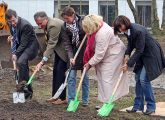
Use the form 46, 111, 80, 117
5, 6, 165, 115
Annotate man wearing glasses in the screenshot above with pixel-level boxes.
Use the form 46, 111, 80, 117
6, 9, 39, 99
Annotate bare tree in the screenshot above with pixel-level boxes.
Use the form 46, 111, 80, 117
80, 0, 82, 15
151, 0, 160, 34
68, 0, 71, 7
57, 0, 61, 18
161, 0, 165, 31
127, 0, 139, 23
115, 0, 118, 18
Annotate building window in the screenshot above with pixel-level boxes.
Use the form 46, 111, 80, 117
136, 1, 151, 27
61, 5, 89, 15
99, 1, 115, 26
54, 1, 89, 17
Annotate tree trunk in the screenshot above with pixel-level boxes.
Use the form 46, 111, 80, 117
151, 0, 160, 34
57, 0, 61, 18
127, 0, 139, 23
161, 0, 165, 32
80, 0, 82, 15
115, 0, 118, 18
68, 0, 71, 7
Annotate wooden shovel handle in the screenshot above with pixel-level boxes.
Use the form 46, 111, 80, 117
112, 72, 124, 96
31, 69, 38, 79
73, 35, 87, 60
13, 61, 17, 70
11, 37, 17, 71
76, 67, 87, 93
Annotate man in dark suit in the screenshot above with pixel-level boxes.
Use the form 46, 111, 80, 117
6, 9, 39, 99
113, 15, 165, 115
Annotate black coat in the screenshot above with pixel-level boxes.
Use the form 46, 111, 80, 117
61, 15, 86, 70
125, 23, 165, 81
12, 17, 39, 57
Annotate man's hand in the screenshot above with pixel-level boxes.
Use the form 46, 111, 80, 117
121, 64, 128, 73
35, 61, 44, 71
7, 35, 13, 43
84, 63, 91, 71
70, 58, 75, 66
12, 54, 17, 61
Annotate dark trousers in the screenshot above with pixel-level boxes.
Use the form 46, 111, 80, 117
52, 53, 67, 100
17, 48, 38, 92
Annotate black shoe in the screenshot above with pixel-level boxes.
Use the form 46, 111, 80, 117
126, 108, 138, 113
23, 86, 33, 99
95, 105, 101, 110
25, 92, 33, 99
143, 110, 155, 115
82, 103, 88, 107
126, 108, 143, 113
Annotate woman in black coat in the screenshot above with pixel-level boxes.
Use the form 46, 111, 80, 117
113, 15, 165, 115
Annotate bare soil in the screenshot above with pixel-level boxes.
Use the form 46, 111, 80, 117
0, 68, 165, 120
0, 34, 165, 120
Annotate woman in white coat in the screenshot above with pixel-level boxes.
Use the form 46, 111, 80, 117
82, 15, 129, 105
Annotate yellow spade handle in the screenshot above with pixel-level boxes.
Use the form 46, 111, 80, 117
76, 67, 87, 94
112, 72, 124, 96
73, 35, 87, 61
13, 61, 17, 70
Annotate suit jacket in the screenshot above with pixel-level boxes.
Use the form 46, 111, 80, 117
125, 23, 165, 80
14, 17, 39, 57
60, 15, 87, 70
44, 18, 68, 62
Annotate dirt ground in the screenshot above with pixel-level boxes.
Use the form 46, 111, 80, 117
0, 35, 165, 120
0, 68, 165, 120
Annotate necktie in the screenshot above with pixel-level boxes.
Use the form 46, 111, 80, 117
11, 28, 17, 54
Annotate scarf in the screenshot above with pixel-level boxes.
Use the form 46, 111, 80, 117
83, 22, 104, 64
66, 16, 79, 47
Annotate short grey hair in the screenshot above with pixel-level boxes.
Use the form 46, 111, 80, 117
34, 11, 48, 20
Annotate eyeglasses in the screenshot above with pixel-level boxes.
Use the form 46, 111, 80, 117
7, 17, 17, 25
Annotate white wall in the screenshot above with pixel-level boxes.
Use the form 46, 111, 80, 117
5, 0, 54, 26
89, 0, 98, 14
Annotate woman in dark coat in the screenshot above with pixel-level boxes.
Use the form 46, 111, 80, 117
113, 15, 165, 115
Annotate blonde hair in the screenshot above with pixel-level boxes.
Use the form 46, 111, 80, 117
82, 14, 103, 34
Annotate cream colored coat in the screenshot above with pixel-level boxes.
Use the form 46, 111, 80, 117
88, 23, 129, 102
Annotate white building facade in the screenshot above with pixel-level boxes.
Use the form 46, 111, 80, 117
4, 0, 54, 26
4, 0, 164, 27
